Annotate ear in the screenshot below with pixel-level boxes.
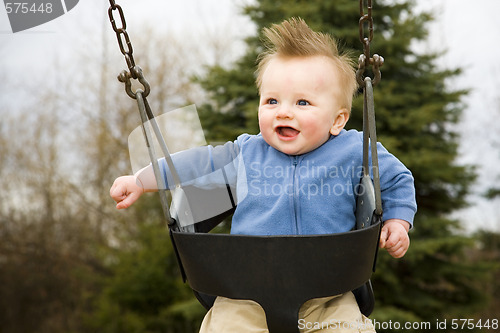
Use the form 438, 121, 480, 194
330, 109, 350, 136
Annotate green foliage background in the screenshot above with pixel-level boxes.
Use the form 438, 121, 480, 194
1, 1, 499, 332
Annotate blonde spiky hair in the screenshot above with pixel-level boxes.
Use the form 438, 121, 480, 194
256, 17, 357, 111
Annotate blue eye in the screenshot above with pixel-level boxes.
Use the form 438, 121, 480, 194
297, 99, 310, 106
268, 98, 278, 105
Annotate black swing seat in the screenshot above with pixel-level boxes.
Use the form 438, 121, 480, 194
168, 175, 382, 333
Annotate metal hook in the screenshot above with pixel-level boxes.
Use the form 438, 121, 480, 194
117, 66, 151, 99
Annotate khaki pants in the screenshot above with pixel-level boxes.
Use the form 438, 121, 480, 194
199, 292, 376, 333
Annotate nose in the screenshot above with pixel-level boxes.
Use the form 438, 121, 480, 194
275, 105, 293, 119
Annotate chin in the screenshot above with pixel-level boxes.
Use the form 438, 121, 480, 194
279, 147, 305, 156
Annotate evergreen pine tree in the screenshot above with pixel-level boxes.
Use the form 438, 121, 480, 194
196, 0, 494, 329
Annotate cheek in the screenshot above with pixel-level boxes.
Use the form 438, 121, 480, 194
258, 112, 275, 145
299, 115, 324, 133
299, 114, 333, 142
258, 109, 272, 129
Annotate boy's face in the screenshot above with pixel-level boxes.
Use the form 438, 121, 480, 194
258, 56, 349, 155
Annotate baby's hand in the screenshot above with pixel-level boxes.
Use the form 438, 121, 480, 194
110, 175, 144, 209
379, 219, 410, 258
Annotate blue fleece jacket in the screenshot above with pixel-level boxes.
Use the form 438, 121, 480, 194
160, 129, 416, 236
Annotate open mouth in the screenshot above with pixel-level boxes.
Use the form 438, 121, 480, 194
276, 126, 300, 139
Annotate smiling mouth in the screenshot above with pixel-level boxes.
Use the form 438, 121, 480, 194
276, 126, 300, 139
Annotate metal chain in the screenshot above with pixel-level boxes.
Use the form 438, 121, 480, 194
356, 0, 384, 87
107, 0, 175, 227
108, 0, 150, 98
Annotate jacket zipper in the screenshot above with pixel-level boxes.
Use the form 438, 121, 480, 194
291, 156, 299, 234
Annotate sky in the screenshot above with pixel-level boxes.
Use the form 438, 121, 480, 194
1, 0, 499, 232
416, 0, 500, 232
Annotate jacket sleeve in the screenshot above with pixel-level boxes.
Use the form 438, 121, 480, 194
154, 140, 240, 190
375, 142, 417, 227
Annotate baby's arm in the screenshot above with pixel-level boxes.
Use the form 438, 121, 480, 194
110, 140, 241, 210
379, 219, 410, 258
373, 139, 416, 259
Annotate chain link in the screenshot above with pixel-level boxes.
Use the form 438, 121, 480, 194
359, 0, 373, 61
107, 0, 150, 98
357, 0, 384, 87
